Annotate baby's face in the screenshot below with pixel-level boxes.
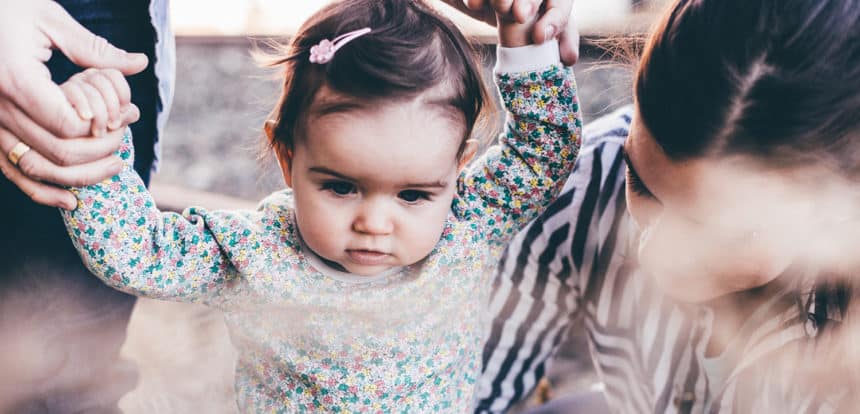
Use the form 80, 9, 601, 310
282, 93, 468, 275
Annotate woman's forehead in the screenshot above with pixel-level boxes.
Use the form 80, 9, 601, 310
626, 117, 783, 224
626, 118, 703, 203
638, 152, 822, 238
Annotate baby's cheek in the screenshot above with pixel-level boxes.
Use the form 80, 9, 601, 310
294, 198, 346, 254
405, 203, 451, 260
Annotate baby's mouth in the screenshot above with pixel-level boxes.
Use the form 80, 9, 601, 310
345, 249, 391, 266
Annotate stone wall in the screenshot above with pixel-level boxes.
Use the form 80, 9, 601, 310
154, 37, 634, 201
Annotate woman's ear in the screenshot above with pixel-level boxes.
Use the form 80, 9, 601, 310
458, 139, 479, 171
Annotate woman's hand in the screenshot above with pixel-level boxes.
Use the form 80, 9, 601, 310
491, 0, 543, 47
441, 0, 579, 64
0, 0, 147, 209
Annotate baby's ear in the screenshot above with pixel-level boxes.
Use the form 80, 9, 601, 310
266, 120, 295, 187
458, 139, 479, 171
275, 147, 293, 188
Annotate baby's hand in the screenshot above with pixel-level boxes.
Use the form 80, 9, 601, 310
493, 0, 542, 47
60, 68, 138, 137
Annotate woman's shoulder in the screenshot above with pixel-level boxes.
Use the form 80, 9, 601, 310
580, 105, 633, 151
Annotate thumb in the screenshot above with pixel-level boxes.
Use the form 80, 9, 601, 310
41, 2, 148, 75
558, 19, 580, 66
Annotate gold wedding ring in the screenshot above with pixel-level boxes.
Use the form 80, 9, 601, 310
7, 142, 31, 166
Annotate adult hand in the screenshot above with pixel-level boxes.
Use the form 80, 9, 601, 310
0, 0, 148, 209
442, 0, 580, 65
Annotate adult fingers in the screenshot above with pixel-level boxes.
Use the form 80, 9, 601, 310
558, 17, 580, 66
0, 127, 123, 189
0, 139, 77, 210
0, 99, 122, 166
0, 61, 91, 139
531, 0, 573, 44
511, 0, 540, 24
0, 1, 144, 139
18, 148, 122, 189
489, 0, 514, 16
442, 0, 496, 26
463, 0, 489, 11
437, 0, 496, 26
40, 1, 148, 76
492, 0, 541, 25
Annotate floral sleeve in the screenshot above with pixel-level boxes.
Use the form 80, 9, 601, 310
454, 64, 582, 248
60, 130, 243, 305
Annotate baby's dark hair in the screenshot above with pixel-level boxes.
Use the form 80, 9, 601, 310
636, 0, 860, 173
263, 0, 490, 159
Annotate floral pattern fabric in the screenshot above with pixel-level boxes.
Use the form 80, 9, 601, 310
62, 64, 581, 413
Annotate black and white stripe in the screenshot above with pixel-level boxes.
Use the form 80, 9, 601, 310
476, 106, 846, 413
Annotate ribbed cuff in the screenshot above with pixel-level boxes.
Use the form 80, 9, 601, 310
495, 39, 560, 74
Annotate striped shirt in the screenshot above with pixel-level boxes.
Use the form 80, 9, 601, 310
476, 106, 848, 413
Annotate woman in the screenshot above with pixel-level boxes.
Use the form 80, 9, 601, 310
478, 0, 860, 412
0, 0, 171, 411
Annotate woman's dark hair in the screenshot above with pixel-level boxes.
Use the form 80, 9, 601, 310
637, 0, 860, 169
262, 0, 490, 159
636, 0, 860, 331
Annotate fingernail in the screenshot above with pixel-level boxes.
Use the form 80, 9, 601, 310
79, 108, 94, 120
109, 119, 121, 130
130, 53, 148, 66
64, 198, 78, 211
545, 25, 556, 40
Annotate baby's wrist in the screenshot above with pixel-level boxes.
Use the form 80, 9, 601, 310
497, 22, 533, 48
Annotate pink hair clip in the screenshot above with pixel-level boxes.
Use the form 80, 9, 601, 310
309, 27, 372, 64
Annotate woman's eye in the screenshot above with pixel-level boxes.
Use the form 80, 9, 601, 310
398, 190, 429, 203
322, 182, 356, 195
626, 169, 654, 199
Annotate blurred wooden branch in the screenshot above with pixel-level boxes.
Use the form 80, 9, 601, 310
150, 180, 257, 213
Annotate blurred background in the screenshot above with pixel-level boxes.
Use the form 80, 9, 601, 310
121, 1, 669, 412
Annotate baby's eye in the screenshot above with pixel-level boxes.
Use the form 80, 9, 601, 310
322, 181, 356, 195
398, 190, 430, 203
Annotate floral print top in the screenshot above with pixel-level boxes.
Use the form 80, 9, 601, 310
62, 63, 581, 413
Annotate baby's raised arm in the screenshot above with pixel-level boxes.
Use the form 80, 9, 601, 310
454, 0, 582, 248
